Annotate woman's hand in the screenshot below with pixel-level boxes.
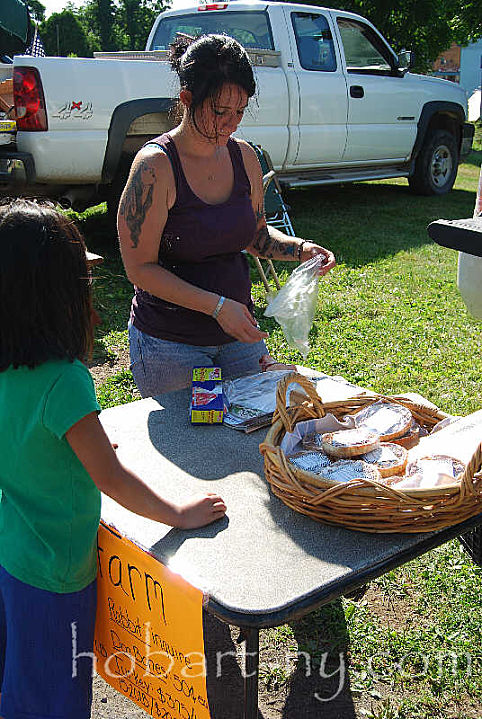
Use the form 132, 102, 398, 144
300, 242, 336, 276
215, 297, 268, 343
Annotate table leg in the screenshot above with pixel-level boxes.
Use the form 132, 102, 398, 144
242, 626, 259, 719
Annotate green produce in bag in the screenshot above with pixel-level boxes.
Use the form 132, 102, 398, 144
264, 254, 323, 358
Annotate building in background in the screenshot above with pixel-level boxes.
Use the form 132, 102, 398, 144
432, 39, 481, 97
460, 39, 482, 98
432, 43, 461, 84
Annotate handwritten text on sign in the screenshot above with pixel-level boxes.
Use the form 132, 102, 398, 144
94, 522, 211, 719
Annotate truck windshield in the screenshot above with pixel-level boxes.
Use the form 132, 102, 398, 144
149, 11, 274, 51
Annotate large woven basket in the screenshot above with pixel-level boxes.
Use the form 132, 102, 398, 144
259, 373, 482, 533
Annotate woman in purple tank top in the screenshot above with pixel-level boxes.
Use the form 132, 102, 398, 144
118, 34, 335, 397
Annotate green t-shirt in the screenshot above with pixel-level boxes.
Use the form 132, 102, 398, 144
0, 359, 101, 593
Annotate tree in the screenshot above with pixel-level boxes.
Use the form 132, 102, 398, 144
448, 0, 482, 45
76, 0, 167, 52
40, 10, 92, 57
79, 0, 116, 51
27, 0, 46, 24
116, 0, 166, 50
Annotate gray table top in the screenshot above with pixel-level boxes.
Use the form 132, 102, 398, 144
99, 389, 480, 627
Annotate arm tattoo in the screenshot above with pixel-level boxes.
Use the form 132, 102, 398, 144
252, 206, 297, 259
118, 159, 156, 248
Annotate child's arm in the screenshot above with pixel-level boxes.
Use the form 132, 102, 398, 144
66, 412, 226, 529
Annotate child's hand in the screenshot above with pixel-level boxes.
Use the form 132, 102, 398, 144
177, 493, 226, 529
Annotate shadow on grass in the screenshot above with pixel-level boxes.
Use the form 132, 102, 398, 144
203, 601, 356, 719
90, 253, 133, 335
91, 337, 113, 365
67, 202, 117, 250
285, 180, 477, 267
463, 149, 482, 168
283, 602, 355, 719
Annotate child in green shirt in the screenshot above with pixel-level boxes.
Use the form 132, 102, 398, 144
0, 199, 226, 718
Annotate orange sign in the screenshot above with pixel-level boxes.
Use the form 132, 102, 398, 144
94, 522, 211, 719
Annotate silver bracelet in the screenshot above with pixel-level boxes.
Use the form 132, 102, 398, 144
212, 295, 226, 320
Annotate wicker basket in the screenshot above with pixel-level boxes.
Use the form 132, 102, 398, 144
259, 373, 482, 533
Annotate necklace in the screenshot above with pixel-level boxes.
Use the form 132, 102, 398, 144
207, 146, 223, 181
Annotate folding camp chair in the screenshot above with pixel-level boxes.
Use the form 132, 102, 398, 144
252, 144, 295, 236
249, 144, 296, 292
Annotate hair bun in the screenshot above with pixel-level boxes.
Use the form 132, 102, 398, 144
169, 33, 196, 72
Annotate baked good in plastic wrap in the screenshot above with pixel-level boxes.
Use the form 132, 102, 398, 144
408, 408, 482, 468
394, 455, 465, 489
390, 420, 427, 449
288, 451, 332, 473
321, 428, 380, 458
352, 400, 412, 441
320, 459, 381, 484
360, 443, 408, 478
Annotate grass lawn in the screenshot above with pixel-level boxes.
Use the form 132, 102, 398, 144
74, 146, 482, 719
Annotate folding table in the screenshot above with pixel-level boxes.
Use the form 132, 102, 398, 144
99, 389, 482, 719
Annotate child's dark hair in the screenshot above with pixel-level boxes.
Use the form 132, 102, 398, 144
0, 199, 94, 370
170, 33, 256, 138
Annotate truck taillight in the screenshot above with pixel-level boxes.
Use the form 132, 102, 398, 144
198, 3, 228, 10
13, 67, 48, 131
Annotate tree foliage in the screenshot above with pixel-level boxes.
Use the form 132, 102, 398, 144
39, 9, 92, 57
75, 0, 167, 52
78, 0, 116, 52
116, 0, 165, 50
26, 0, 46, 24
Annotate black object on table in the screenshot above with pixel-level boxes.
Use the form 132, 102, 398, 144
99, 390, 482, 719
427, 217, 482, 257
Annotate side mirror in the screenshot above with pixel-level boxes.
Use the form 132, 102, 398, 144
397, 49, 415, 75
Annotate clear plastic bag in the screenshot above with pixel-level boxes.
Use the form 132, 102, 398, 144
264, 254, 322, 357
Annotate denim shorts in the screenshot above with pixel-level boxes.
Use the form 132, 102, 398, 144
129, 322, 268, 397
0, 566, 97, 719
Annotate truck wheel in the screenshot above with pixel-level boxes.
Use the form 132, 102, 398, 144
408, 129, 459, 196
107, 156, 133, 230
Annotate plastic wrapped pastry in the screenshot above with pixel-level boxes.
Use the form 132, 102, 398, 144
360, 443, 408, 478
321, 428, 380, 458
352, 401, 412, 441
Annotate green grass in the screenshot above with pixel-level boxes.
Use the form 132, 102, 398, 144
472, 120, 482, 153
79, 155, 482, 717
255, 151, 482, 415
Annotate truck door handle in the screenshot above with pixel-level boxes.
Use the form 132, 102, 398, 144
350, 85, 364, 98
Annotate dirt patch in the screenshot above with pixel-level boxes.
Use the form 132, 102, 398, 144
88, 345, 131, 385
362, 584, 426, 632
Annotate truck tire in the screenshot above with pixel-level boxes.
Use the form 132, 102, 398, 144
408, 129, 459, 196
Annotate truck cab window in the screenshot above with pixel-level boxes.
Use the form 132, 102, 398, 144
150, 12, 274, 51
337, 18, 393, 74
292, 13, 336, 72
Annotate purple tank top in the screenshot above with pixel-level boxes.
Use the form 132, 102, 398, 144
131, 133, 257, 345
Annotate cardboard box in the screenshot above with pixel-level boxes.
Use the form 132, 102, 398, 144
190, 367, 224, 424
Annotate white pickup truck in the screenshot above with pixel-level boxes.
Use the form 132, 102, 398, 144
0, 0, 474, 214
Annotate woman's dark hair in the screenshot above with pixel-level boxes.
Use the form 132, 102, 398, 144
170, 33, 256, 138
0, 199, 94, 370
